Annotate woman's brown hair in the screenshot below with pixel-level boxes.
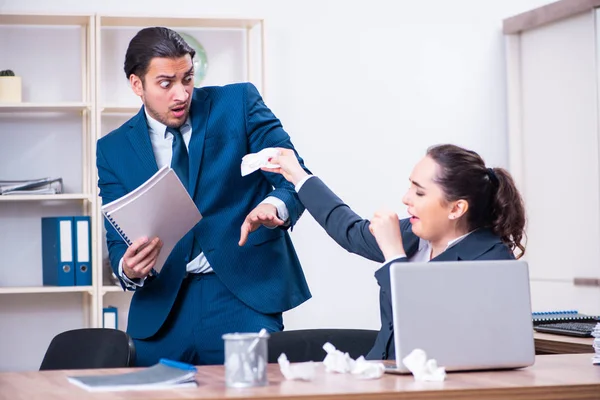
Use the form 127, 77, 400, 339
426, 144, 526, 258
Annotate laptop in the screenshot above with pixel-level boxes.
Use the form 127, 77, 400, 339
386, 260, 535, 374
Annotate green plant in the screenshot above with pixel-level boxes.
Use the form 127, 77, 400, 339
0, 70, 15, 77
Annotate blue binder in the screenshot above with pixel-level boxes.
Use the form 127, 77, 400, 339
103, 306, 118, 329
41, 217, 75, 286
73, 216, 92, 286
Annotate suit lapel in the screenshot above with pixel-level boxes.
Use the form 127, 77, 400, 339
188, 88, 211, 198
431, 228, 502, 262
432, 247, 460, 261
126, 106, 158, 177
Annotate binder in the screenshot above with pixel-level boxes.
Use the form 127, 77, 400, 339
41, 217, 75, 286
532, 310, 599, 324
103, 306, 118, 329
73, 216, 92, 286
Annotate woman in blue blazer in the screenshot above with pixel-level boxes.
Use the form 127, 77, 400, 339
263, 144, 526, 360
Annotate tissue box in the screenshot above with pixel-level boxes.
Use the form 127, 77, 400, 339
0, 76, 22, 102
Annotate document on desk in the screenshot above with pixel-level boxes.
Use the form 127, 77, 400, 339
67, 359, 197, 391
101, 166, 202, 273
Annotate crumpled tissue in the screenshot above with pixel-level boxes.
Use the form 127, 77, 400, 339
401, 349, 446, 382
323, 342, 385, 379
276, 342, 385, 381
241, 148, 280, 176
277, 353, 316, 381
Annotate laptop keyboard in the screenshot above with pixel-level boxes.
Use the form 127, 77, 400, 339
534, 321, 596, 338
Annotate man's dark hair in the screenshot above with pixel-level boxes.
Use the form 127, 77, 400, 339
124, 27, 195, 82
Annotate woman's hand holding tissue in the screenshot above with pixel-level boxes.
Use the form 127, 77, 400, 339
260, 148, 309, 186
369, 210, 405, 260
239, 204, 284, 246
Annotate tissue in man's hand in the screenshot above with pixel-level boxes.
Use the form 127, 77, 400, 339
241, 148, 281, 176
402, 349, 446, 382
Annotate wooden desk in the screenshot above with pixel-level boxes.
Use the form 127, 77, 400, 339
1, 354, 599, 400
534, 332, 594, 354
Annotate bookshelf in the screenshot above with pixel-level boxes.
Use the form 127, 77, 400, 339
0, 12, 96, 371
0, 102, 91, 112
0, 286, 93, 295
0, 12, 265, 371
0, 194, 92, 202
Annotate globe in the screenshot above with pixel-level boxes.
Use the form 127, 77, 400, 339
177, 31, 209, 87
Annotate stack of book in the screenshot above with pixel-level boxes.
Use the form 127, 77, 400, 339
0, 177, 63, 195
593, 323, 600, 364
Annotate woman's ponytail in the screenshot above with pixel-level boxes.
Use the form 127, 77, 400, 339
487, 167, 526, 258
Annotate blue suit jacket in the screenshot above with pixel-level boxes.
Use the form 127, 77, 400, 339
97, 83, 311, 339
298, 176, 515, 360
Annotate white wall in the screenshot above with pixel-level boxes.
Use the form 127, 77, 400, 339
0, 0, 555, 370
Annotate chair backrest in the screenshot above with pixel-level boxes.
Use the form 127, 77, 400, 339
267, 329, 377, 363
39, 328, 136, 370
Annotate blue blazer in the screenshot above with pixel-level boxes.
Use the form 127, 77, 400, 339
298, 176, 515, 360
97, 83, 312, 339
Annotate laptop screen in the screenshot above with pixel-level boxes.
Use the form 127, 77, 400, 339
388, 260, 535, 372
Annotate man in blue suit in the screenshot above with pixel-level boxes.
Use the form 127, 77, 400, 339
96, 27, 311, 366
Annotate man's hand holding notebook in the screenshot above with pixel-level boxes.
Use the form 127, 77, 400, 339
101, 166, 202, 274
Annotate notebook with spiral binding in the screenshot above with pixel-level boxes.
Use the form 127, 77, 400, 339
532, 310, 599, 325
101, 165, 202, 273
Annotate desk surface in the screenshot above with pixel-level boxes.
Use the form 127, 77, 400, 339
1, 354, 599, 400
534, 332, 594, 354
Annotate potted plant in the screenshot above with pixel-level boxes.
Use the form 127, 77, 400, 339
0, 70, 22, 102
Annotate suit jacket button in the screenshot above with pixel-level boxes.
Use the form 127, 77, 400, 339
389, 322, 393, 330
184, 256, 190, 262
382, 352, 387, 359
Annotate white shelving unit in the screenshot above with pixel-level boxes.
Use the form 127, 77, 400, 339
0, 102, 91, 112
0, 286, 93, 295
0, 194, 92, 202
0, 13, 97, 372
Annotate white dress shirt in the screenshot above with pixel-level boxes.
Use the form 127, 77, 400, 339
119, 110, 289, 288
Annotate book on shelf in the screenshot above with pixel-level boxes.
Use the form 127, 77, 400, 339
101, 166, 202, 273
0, 177, 63, 195
67, 358, 197, 392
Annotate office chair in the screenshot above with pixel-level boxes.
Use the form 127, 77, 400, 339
267, 329, 378, 363
39, 328, 136, 370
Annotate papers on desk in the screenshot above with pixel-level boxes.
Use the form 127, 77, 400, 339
67, 359, 197, 391
592, 323, 600, 364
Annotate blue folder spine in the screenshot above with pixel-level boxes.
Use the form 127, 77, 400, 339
41, 217, 75, 286
73, 216, 92, 286
103, 306, 118, 329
